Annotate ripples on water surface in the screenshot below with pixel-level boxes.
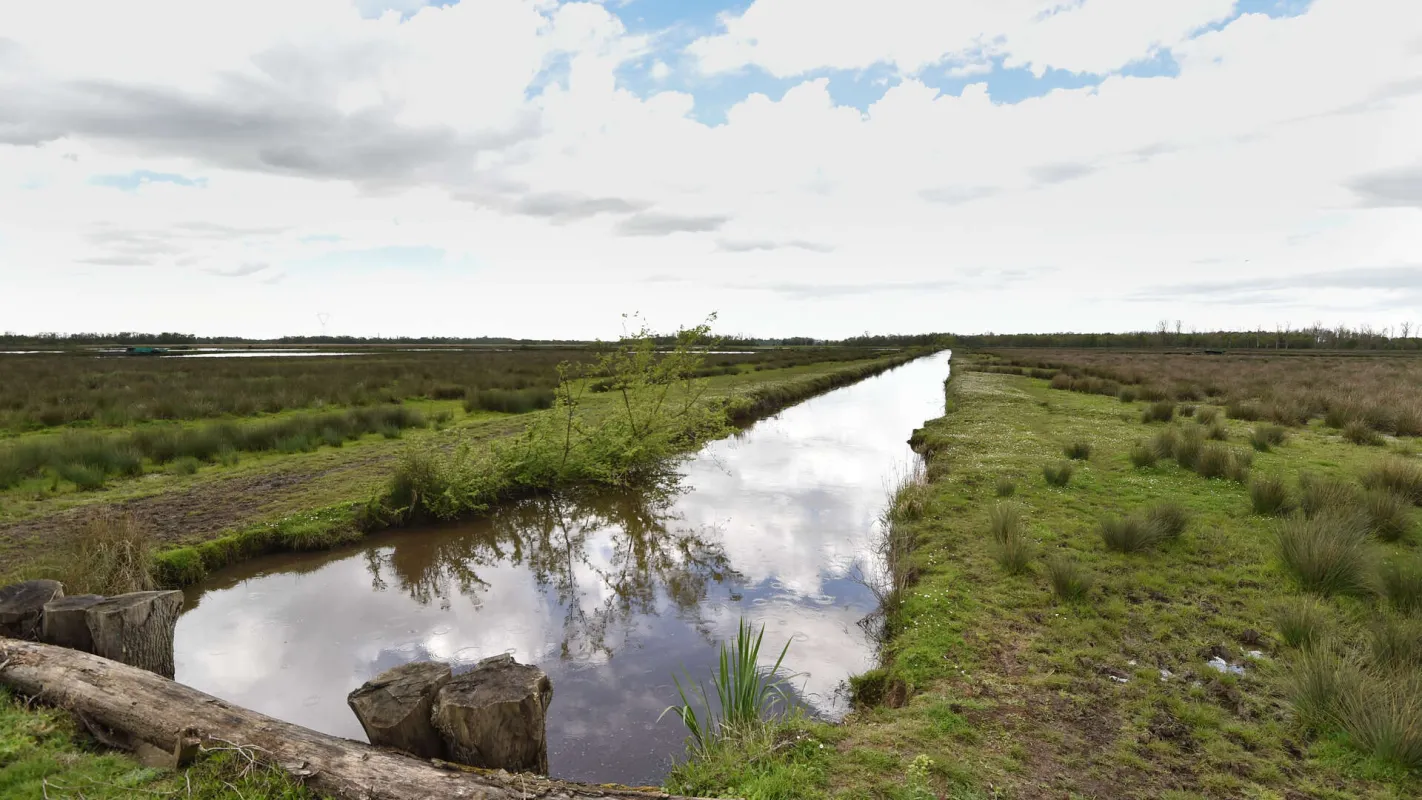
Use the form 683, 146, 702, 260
175, 352, 949, 785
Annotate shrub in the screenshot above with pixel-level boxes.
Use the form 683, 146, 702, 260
1045, 555, 1092, 602
1299, 473, 1360, 518
1195, 406, 1221, 425
988, 502, 1024, 544
167, 456, 201, 475
1194, 442, 1233, 479
1173, 425, 1205, 469
1276, 511, 1375, 596
1364, 490, 1414, 543
1141, 401, 1175, 424
1368, 617, 1422, 671
1144, 502, 1190, 540
995, 532, 1034, 575
1250, 474, 1293, 516
1063, 441, 1092, 460
57, 512, 155, 595
1150, 427, 1179, 461
1344, 420, 1385, 446
56, 462, 106, 491
1129, 441, 1158, 468
1276, 597, 1328, 649
995, 477, 1016, 498
1226, 400, 1262, 421
1380, 555, 1422, 614
1100, 515, 1161, 554
1250, 424, 1287, 451
1179, 403, 1197, 418
1042, 462, 1073, 487
1335, 674, 1422, 769
1361, 457, 1422, 505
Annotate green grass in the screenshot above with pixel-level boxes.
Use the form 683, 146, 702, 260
676, 363, 1422, 799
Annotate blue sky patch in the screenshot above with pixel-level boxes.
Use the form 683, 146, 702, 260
90, 170, 207, 191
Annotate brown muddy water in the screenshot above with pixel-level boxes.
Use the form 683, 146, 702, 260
174, 352, 950, 786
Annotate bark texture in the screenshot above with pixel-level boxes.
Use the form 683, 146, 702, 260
348, 661, 452, 760
433, 654, 554, 775
0, 580, 64, 640
0, 638, 702, 800
85, 590, 182, 677
40, 594, 105, 652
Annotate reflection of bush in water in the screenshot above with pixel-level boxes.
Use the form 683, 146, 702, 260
363, 485, 742, 658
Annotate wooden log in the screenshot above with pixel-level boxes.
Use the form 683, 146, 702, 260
0, 580, 64, 640
348, 661, 452, 760
434, 654, 553, 774
0, 638, 703, 800
41, 594, 105, 652
85, 590, 182, 678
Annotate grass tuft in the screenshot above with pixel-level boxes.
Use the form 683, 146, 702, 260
1250, 474, 1293, 516
1129, 440, 1158, 468
994, 531, 1034, 575
1100, 515, 1162, 554
1299, 473, 1360, 518
1173, 425, 1205, 469
1063, 440, 1092, 460
1044, 554, 1092, 602
1143, 502, 1191, 540
995, 476, 1016, 498
1141, 401, 1176, 424
662, 618, 791, 754
1250, 424, 1288, 451
1276, 597, 1329, 649
56, 512, 155, 595
1195, 406, 1221, 425
1042, 461, 1073, 487
1363, 490, 1414, 543
1344, 419, 1385, 446
1368, 617, 1422, 671
1276, 511, 1375, 596
1361, 457, 1422, 505
1379, 554, 1422, 615
1286, 646, 1360, 729
988, 502, 1024, 544
1335, 675, 1422, 770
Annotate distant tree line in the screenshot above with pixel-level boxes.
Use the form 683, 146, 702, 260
951, 322, 1422, 351
1, 331, 955, 349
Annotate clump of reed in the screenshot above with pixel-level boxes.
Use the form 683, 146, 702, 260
1195, 406, 1221, 425
995, 477, 1016, 498
1275, 597, 1329, 649
1276, 510, 1375, 596
1361, 457, 1422, 505
1379, 554, 1422, 614
1140, 401, 1176, 424
1042, 461, 1073, 487
1344, 420, 1385, 446
1045, 554, 1092, 602
1363, 490, 1415, 543
1226, 400, 1262, 421
1250, 424, 1288, 451
463, 387, 556, 415
1129, 441, 1158, 468
662, 618, 791, 753
1063, 441, 1092, 460
988, 502, 1032, 574
1250, 474, 1293, 516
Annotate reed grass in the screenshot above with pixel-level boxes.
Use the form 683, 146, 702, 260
1042, 461, 1073, 487
1276, 511, 1375, 596
662, 618, 791, 753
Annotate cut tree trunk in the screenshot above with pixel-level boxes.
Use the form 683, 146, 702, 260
0, 580, 64, 640
85, 590, 183, 677
433, 654, 554, 774
0, 638, 705, 800
41, 594, 105, 652
348, 661, 452, 760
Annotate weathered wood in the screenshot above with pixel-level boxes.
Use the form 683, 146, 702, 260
434, 654, 554, 775
85, 590, 182, 677
0, 580, 64, 640
0, 638, 703, 800
41, 594, 105, 652
348, 661, 452, 759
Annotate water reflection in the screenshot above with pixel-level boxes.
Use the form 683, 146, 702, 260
175, 352, 948, 785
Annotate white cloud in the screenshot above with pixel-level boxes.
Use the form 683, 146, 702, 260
1, 0, 1420, 338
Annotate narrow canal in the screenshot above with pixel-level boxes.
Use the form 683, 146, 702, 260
175, 352, 949, 786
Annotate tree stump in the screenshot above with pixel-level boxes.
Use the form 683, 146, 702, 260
0, 580, 64, 640
348, 661, 452, 760
432, 654, 553, 775
41, 594, 105, 652
84, 591, 183, 678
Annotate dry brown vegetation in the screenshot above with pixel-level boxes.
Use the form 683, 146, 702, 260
979, 348, 1422, 437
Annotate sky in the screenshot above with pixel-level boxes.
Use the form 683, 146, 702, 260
1, 0, 1420, 340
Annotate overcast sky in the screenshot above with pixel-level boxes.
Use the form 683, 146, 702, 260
2, 0, 1419, 339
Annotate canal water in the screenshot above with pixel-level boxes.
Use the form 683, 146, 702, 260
174, 352, 949, 786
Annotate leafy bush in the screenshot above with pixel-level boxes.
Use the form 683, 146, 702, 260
1063, 441, 1092, 460
1141, 401, 1176, 424
1250, 474, 1293, 516
1361, 457, 1422, 505
1045, 555, 1092, 602
1276, 597, 1329, 649
1042, 461, 1073, 487
1276, 511, 1375, 596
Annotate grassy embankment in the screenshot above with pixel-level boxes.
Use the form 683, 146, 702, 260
666, 351, 1421, 799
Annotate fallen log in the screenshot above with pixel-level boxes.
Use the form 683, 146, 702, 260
0, 637, 703, 800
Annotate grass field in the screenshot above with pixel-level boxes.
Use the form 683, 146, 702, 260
667, 352, 1421, 799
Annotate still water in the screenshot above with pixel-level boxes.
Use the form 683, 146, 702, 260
174, 352, 949, 785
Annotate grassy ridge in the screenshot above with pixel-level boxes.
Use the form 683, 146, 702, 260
670, 354, 1421, 799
